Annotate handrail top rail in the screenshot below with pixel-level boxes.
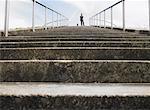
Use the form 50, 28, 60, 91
33, 0, 68, 19
91, 0, 125, 18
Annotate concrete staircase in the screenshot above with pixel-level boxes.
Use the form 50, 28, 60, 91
0, 26, 150, 109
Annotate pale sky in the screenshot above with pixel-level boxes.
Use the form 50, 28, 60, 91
0, 0, 149, 31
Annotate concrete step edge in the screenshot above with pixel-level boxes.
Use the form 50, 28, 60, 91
1, 47, 150, 50
0, 60, 150, 63
0, 83, 150, 97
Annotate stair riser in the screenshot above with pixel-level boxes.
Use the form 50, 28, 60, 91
3, 35, 148, 38
2, 40, 150, 43
10, 32, 140, 36
1, 96, 149, 110
1, 49, 150, 60
1, 38, 150, 42
0, 62, 150, 82
1, 43, 150, 48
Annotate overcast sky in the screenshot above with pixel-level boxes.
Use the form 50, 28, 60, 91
0, 0, 149, 31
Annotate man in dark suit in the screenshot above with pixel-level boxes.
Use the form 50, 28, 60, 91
80, 13, 84, 26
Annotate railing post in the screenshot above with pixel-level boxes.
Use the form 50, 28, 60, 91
92, 17, 94, 26
111, 7, 113, 29
95, 16, 96, 26
149, 0, 150, 32
60, 15, 61, 27
94, 16, 95, 26
67, 19, 69, 26
92, 16, 94, 26
93, 17, 94, 26
57, 13, 58, 27
52, 11, 54, 28
123, 0, 125, 31
93, 16, 95, 26
32, 0, 35, 32
44, 7, 47, 30
104, 11, 106, 28
91, 17, 92, 26
4, 0, 10, 37
94, 16, 96, 26
97, 15, 98, 26
99, 14, 101, 28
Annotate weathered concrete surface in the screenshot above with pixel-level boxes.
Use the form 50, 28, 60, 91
1, 48, 150, 60
1, 83, 150, 96
1, 41, 150, 48
0, 96, 150, 110
1, 37, 150, 42
0, 83, 150, 109
0, 61, 150, 82
7, 26, 146, 36
2, 34, 150, 38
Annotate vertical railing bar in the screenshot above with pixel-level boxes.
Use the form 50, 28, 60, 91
45, 7, 47, 30
57, 13, 58, 27
96, 15, 97, 26
32, 0, 35, 32
60, 15, 61, 27
149, 0, 150, 32
123, 0, 125, 31
91, 17, 92, 26
4, 0, 9, 37
91, 17, 93, 26
89, 18, 90, 26
91, 18, 93, 26
95, 16, 96, 26
90, 17, 91, 26
94, 16, 95, 26
97, 15, 98, 26
92, 17, 94, 26
104, 11, 106, 28
93, 17, 94, 26
52, 11, 54, 28
99, 14, 101, 28
111, 7, 113, 29
92, 16, 94, 26
92, 17, 93, 26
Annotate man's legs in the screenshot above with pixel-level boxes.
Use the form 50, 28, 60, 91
81, 20, 83, 26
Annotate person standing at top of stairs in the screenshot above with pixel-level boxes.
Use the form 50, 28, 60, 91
80, 13, 84, 26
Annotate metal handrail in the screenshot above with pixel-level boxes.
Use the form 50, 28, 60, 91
34, 0, 68, 29
46, 19, 69, 26
91, 19, 117, 27
89, 0, 125, 31
3, 0, 69, 37
89, 0, 150, 32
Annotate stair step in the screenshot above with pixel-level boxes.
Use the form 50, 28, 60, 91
0, 83, 149, 96
2, 35, 148, 38
1, 83, 149, 109
1, 41, 150, 48
1, 47, 150, 60
1, 96, 149, 110
0, 60, 150, 82
1, 37, 150, 42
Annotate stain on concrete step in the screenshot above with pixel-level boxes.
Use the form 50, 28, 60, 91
0, 96, 150, 110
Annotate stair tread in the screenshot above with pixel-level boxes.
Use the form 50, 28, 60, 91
0, 83, 149, 96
